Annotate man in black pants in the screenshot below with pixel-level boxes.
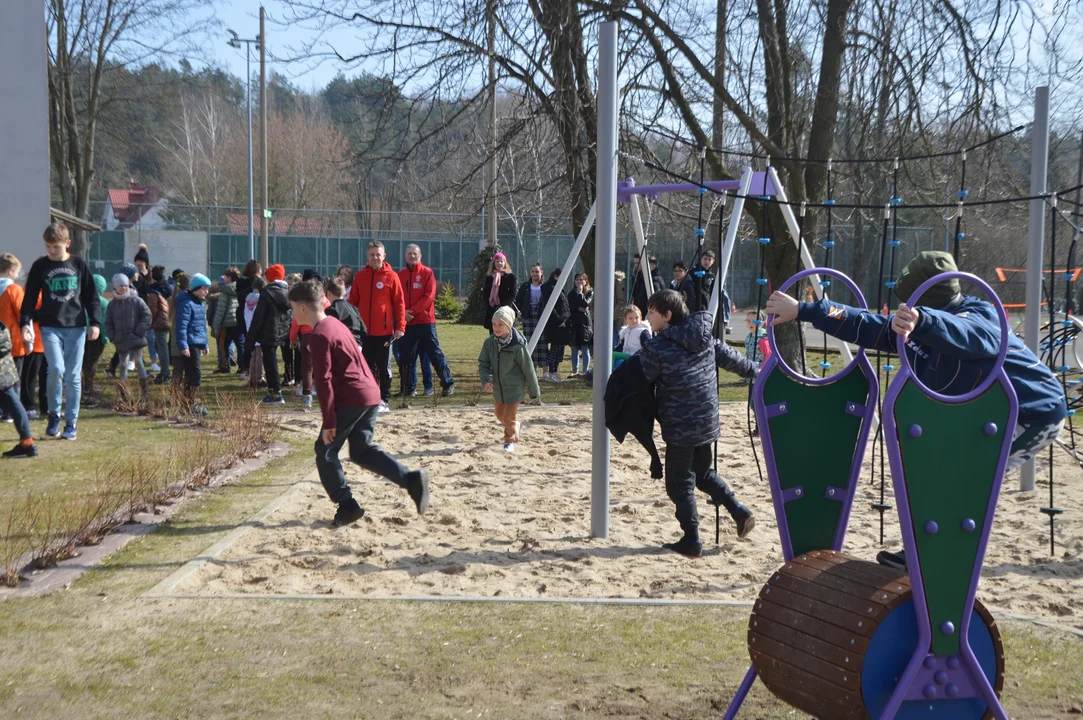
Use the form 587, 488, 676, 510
348, 241, 405, 413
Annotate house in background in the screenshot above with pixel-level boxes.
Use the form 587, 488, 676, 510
101, 182, 169, 231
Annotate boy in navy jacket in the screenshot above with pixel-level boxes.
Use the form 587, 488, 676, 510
640, 290, 759, 558
766, 251, 1067, 472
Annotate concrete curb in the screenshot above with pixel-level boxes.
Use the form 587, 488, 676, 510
0, 441, 291, 600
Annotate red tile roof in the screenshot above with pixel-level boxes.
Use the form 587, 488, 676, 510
107, 182, 166, 229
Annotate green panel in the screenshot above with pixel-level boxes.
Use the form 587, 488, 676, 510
892, 378, 1010, 656
86, 230, 126, 280
761, 367, 872, 556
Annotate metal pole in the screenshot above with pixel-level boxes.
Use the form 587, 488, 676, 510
259, 6, 269, 267
528, 202, 597, 355
246, 42, 255, 260
483, 0, 497, 251
710, 166, 753, 316
592, 20, 618, 540
1022, 85, 1050, 493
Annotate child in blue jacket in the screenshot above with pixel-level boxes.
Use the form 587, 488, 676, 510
640, 289, 759, 558
765, 251, 1067, 472
175, 273, 211, 394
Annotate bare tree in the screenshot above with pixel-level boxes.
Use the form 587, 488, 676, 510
46, 0, 211, 254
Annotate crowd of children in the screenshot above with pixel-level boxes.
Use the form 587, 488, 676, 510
0, 227, 1065, 565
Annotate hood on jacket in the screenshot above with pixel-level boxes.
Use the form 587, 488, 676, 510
0, 277, 13, 295
264, 282, 290, 311
146, 279, 171, 298
219, 282, 237, 298
658, 311, 712, 353
93, 274, 108, 295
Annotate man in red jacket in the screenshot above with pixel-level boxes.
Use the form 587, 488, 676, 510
397, 244, 455, 398
349, 240, 405, 411
289, 279, 429, 527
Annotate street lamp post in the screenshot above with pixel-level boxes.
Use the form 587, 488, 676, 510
228, 30, 259, 261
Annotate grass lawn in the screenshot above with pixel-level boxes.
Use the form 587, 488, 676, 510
0, 438, 1080, 718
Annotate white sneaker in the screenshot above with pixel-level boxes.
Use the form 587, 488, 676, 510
377, 402, 391, 414
503, 443, 515, 453
547, 373, 564, 384
127, 361, 136, 371
302, 394, 313, 409
541, 371, 551, 382
150, 363, 160, 373
295, 385, 304, 397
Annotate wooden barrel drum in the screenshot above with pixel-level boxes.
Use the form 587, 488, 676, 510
748, 550, 1004, 720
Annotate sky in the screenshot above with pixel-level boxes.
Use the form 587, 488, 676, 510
203, 1, 361, 91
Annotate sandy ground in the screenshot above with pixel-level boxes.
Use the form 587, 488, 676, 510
176, 403, 1083, 630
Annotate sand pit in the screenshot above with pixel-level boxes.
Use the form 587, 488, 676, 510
172, 403, 1083, 629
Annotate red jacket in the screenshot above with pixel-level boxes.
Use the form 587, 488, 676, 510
348, 262, 405, 337
398, 262, 437, 326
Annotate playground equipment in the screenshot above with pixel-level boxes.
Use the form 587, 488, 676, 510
726, 269, 1015, 719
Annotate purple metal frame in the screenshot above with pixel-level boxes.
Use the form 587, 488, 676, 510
756, 267, 880, 560
616, 173, 773, 203
724, 267, 878, 720
879, 271, 1016, 720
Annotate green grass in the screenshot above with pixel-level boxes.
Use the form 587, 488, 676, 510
0, 440, 1080, 718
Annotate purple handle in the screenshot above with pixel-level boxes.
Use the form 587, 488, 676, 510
896, 271, 1011, 403
767, 267, 868, 386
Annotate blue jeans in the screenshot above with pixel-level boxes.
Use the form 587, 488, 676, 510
0, 385, 31, 441
41, 326, 87, 425
571, 345, 591, 373
392, 339, 432, 392
154, 329, 171, 378
397, 323, 453, 393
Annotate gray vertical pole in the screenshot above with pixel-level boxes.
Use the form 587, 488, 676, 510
247, 43, 255, 260
592, 19, 618, 540
1022, 85, 1050, 493
259, 6, 269, 267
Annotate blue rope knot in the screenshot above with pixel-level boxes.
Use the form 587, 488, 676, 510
820, 280, 831, 288
957, 189, 969, 199
694, 227, 706, 236
819, 361, 832, 369
753, 319, 763, 326
1065, 274, 1075, 281
758, 237, 771, 245
956, 232, 966, 240
756, 278, 768, 286
759, 195, 771, 201
885, 281, 896, 288
889, 240, 901, 248
824, 199, 836, 206
824, 240, 835, 248
698, 187, 707, 195
1069, 409, 1077, 417
1063, 320, 1074, 328
890, 197, 902, 206
884, 364, 896, 372
1058, 365, 1072, 373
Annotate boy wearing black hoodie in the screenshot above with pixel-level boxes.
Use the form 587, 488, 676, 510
20, 223, 101, 441
640, 290, 758, 557
246, 264, 292, 405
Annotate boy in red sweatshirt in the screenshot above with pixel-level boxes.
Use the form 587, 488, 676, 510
290, 279, 430, 527
348, 240, 405, 411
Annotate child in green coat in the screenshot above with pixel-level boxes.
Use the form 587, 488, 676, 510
479, 305, 540, 453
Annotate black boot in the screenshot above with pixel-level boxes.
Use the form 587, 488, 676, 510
663, 533, 703, 558
331, 497, 365, 527
711, 488, 756, 540
406, 469, 430, 515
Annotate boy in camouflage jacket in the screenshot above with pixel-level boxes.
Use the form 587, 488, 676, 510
640, 290, 757, 557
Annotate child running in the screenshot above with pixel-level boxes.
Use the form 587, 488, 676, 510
479, 306, 540, 453
640, 289, 759, 557
288, 279, 430, 527
616, 305, 652, 355
765, 251, 1067, 471
20, 223, 101, 441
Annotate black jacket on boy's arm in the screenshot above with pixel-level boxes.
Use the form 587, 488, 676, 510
605, 354, 663, 479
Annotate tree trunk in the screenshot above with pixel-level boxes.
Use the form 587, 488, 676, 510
712, 0, 727, 151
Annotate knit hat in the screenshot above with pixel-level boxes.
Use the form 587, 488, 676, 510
134, 244, 150, 265
120, 263, 138, 279
189, 273, 211, 291
492, 252, 506, 261
492, 305, 516, 329
894, 251, 961, 308
172, 268, 185, 281
265, 264, 286, 283
302, 268, 321, 282
112, 273, 130, 290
